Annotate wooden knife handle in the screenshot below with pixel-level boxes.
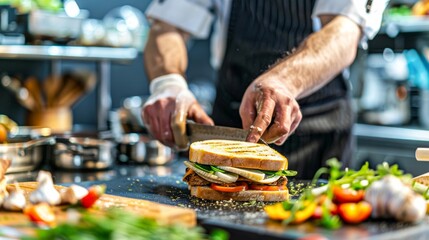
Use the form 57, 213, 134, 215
416, 148, 429, 161
171, 95, 190, 151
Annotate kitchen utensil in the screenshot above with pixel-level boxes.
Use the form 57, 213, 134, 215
117, 133, 174, 165
1, 74, 37, 111
415, 148, 429, 161
0, 137, 55, 173
0, 182, 196, 227
56, 71, 97, 107
43, 74, 63, 108
185, 122, 249, 143
23, 76, 44, 111
50, 137, 116, 170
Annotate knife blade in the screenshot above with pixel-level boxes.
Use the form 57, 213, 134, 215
186, 122, 249, 143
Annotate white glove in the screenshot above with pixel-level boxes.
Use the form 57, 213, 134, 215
142, 74, 213, 150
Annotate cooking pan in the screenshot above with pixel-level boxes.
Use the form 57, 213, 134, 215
50, 137, 116, 170
117, 133, 174, 165
0, 137, 55, 173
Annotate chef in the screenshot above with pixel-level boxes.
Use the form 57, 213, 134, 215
142, 0, 388, 179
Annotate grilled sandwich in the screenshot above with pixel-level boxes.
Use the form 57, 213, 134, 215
183, 140, 296, 201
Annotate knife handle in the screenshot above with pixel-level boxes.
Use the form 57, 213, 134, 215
171, 95, 190, 151
416, 148, 429, 161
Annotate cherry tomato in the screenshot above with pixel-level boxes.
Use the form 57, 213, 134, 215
333, 186, 365, 203
338, 201, 372, 224
210, 182, 248, 192
80, 184, 106, 208
24, 203, 56, 225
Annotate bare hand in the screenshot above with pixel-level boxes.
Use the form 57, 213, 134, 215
240, 77, 302, 145
142, 88, 213, 148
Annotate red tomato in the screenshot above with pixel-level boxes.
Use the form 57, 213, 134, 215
24, 203, 56, 225
338, 201, 372, 224
312, 203, 338, 219
80, 184, 106, 208
210, 182, 248, 192
333, 186, 365, 203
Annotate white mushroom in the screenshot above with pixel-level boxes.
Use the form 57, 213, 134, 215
365, 175, 427, 223
60, 184, 88, 205
3, 182, 26, 211
29, 171, 61, 205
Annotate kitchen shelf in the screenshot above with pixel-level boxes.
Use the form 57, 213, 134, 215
0, 45, 137, 61
354, 123, 429, 144
0, 45, 138, 130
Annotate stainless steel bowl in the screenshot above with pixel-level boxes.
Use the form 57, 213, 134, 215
117, 133, 174, 165
51, 137, 116, 170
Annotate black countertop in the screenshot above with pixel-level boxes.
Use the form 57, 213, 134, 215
6, 158, 429, 240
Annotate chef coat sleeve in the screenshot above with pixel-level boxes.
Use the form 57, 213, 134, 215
145, 0, 215, 39
312, 0, 389, 41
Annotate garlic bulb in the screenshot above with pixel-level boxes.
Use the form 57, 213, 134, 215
0, 177, 9, 205
29, 171, 61, 205
3, 182, 26, 211
61, 184, 88, 205
365, 175, 426, 223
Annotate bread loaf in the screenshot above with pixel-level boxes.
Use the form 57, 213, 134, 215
189, 140, 287, 171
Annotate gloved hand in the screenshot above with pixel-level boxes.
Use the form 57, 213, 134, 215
142, 74, 214, 149
240, 77, 302, 145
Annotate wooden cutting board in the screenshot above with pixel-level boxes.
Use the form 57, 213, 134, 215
0, 182, 196, 227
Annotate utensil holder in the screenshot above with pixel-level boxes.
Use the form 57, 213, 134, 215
26, 107, 72, 133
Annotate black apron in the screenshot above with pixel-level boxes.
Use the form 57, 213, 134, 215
211, 0, 355, 179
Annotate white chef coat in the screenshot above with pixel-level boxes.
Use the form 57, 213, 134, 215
146, 0, 389, 68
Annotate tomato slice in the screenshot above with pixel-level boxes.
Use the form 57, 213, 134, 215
249, 185, 285, 191
210, 182, 248, 192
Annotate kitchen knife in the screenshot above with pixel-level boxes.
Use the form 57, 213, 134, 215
186, 122, 249, 143
172, 120, 267, 151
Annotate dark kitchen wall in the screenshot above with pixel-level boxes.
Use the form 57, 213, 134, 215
0, 0, 215, 129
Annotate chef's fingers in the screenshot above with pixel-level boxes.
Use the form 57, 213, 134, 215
188, 103, 214, 125
142, 100, 166, 143
273, 108, 302, 145
240, 96, 257, 130
262, 103, 292, 144
246, 97, 275, 143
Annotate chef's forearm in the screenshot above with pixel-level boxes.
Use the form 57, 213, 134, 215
143, 20, 190, 81
264, 15, 361, 99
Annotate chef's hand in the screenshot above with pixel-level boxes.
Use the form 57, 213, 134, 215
142, 74, 214, 149
240, 77, 302, 145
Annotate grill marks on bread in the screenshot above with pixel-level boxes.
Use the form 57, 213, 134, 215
189, 140, 288, 171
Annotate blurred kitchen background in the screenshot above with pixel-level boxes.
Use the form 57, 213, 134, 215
1, 0, 429, 175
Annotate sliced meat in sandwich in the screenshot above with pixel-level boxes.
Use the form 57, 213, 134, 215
183, 140, 296, 201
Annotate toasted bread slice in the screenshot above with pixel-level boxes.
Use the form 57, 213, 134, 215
190, 186, 289, 202
189, 140, 287, 171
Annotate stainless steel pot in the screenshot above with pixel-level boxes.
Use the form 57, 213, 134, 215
51, 137, 116, 170
0, 137, 55, 173
117, 133, 174, 165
